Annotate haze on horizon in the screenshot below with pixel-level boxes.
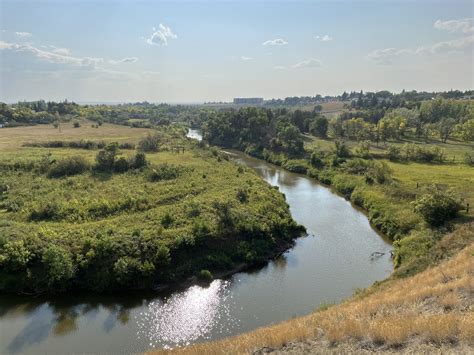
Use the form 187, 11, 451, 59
0, 0, 473, 103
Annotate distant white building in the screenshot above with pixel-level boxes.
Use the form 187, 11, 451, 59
233, 98, 264, 105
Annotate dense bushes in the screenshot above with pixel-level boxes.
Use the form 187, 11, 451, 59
47, 156, 91, 178
148, 163, 188, 181
386, 143, 445, 163
282, 159, 309, 174
413, 187, 462, 226
95, 143, 148, 173
138, 132, 163, 152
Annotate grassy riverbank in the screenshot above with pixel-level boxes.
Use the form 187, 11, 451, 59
153, 225, 473, 354
0, 122, 303, 294
188, 117, 474, 353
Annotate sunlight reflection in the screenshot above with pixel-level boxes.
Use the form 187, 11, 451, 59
136, 280, 236, 349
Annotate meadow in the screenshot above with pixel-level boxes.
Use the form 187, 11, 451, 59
0, 121, 302, 293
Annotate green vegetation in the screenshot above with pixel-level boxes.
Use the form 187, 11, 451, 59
0, 124, 303, 293
200, 98, 473, 279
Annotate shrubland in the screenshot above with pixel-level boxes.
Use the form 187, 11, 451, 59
0, 124, 303, 293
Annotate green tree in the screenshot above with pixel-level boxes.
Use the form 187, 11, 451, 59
309, 117, 328, 138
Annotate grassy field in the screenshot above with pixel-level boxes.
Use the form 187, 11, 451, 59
0, 123, 301, 293
0, 120, 152, 152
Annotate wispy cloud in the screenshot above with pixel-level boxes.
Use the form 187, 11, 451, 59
368, 36, 473, 64
240, 56, 252, 61
416, 35, 474, 54
434, 18, 474, 33
51, 47, 70, 55
273, 65, 286, 70
109, 57, 138, 65
14, 31, 32, 38
262, 38, 288, 46
368, 19, 474, 64
367, 48, 410, 64
0, 40, 104, 67
146, 24, 177, 46
292, 58, 322, 69
315, 34, 333, 42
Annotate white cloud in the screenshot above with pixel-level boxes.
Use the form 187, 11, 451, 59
240, 56, 252, 61
367, 48, 411, 64
262, 38, 288, 46
273, 65, 286, 70
146, 24, 177, 46
434, 18, 474, 33
51, 47, 70, 55
368, 34, 473, 64
0, 41, 17, 50
15, 31, 32, 38
0, 41, 103, 67
292, 58, 322, 69
315, 35, 333, 42
416, 35, 474, 54
109, 57, 139, 65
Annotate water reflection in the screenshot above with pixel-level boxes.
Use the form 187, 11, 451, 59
137, 280, 236, 349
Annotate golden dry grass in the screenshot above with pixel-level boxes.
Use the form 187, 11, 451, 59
0, 120, 152, 152
149, 234, 474, 354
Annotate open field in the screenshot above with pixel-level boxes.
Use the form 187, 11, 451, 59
0, 120, 152, 153
151, 226, 474, 354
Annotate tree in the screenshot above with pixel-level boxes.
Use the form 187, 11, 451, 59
455, 119, 474, 141
95, 142, 120, 171
309, 117, 328, 138
438, 117, 456, 143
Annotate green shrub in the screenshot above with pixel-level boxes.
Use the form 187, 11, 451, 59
334, 140, 351, 158
387, 145, 401, 161
95, 143, 120, 172
197, 269, 213, 282
47, 156, 91, 178
355, 141, 371, 159
148, 163, 186, 181
161, 212, 174, 228
236, 188, 249, 203
283, 159, 308, 174
138, 133, 163, 152
129, 152, 148, 169
113, 157, 130, 173
42, 245, 74, 286
413, 187, 462, 226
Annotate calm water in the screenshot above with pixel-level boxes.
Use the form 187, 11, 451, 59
0, 130, 392, 354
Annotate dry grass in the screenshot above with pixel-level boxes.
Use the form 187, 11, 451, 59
0, 120, 152, 152
149, 237, 474, 354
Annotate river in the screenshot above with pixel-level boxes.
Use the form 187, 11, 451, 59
0, 129, 392, 354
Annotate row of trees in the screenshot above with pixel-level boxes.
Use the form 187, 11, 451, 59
327, 99, 473, 143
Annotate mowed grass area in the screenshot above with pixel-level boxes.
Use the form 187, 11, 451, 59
0, 123, 300, 293
0, 120, 151, 153
156, 227, 473, 355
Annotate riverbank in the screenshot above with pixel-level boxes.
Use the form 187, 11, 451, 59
150, 224, 474, 354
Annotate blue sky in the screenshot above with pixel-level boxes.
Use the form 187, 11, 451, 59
0, 0, 473, 103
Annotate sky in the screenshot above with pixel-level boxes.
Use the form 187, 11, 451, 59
0, 0, 473, 103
